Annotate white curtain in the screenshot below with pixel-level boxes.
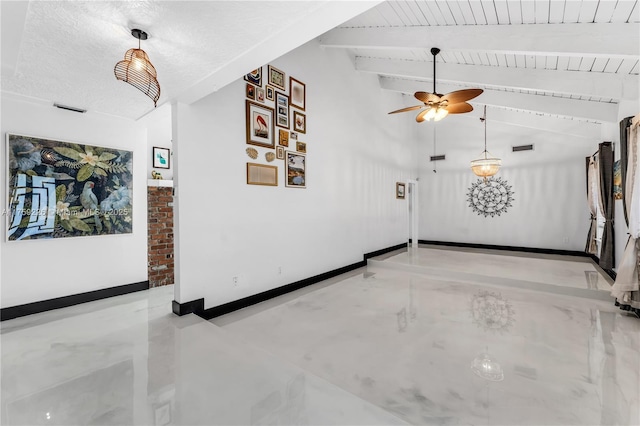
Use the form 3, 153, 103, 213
611, 114, 640, 310
586, 156, 601, 255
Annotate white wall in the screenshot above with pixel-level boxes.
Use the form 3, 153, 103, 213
1, 94, 148, 308
142, 104, 173, 180
416, 113, 597, 251
173, 40, 416, 307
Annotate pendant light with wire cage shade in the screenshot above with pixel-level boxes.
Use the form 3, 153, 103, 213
114, 29, 160, 107
470, 106, 501, 180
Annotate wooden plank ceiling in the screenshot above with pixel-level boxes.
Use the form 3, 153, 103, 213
319, 1, 640, 124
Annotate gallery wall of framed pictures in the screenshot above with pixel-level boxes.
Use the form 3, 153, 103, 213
244, 65, 308, 189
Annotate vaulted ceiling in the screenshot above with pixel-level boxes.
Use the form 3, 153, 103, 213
319, 0, 639, 128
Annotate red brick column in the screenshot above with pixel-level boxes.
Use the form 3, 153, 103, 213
148, 186, 174, 287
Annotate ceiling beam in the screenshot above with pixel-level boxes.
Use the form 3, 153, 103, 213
319, 24, 640, 59
460, 105, 601, 141
358, 57, 638, 101
380, 77, 618, 123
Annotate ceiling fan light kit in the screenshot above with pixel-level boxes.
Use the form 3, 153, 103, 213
388, 47, 482, 122
114, 28, 161, 106
471, 105, 501, 180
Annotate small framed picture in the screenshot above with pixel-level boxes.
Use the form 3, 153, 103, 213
244, 68, 262, 87
396, 182, 406, 199
275, 92, 289, 129
276, 146, 285, 159
246, 83, 255, 100
286, 151, 306, 189
268, 65, 286, 90
290, 132, 298, 141
256, 87, 265, 103
296, 141, 306, 153
244, 67, 262, 87
246, 100, 275, 148
153, 147, 171, 169
266, 85, 275, 101
279, 129, 289, 147
289, 77, 306, 111
293, 111, 306, 134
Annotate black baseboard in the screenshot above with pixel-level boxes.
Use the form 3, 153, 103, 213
419, 240, 618, 280
173, 242, 406, 320
418, 240, 590, 257
1, 281, 150, 321
172, 298, 204, 316
198, 260, 366, 320
364, 242, 407, 259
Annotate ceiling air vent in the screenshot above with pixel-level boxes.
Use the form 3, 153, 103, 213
512, 144, 534, 152
54, 103, 86, 114
430, 155, 446, 161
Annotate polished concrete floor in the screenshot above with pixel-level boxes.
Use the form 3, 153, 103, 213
2, 247, 639, 425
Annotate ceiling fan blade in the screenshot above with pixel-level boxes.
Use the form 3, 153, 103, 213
388, 105, 424, 115
416, 108, 430, 122
445, 102, 474, 114
441, 88, 483, 104
414, 91, 441, 103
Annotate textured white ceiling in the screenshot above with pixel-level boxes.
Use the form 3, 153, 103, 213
1, 1, 378, 120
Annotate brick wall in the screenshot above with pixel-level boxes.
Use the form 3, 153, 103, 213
148, 186, 174, 287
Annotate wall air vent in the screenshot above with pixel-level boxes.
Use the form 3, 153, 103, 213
512, 144, 534, 152
430, 155, 446, 161
54, 103, 87, 113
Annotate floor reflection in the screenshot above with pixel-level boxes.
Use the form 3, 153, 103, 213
2, 247, 639, 426
470, 290, 515, 334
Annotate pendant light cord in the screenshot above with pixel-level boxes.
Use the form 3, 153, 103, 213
483, 105, 487, 158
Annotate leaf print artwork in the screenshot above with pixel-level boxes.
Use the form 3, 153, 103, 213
7, 134, 133, 241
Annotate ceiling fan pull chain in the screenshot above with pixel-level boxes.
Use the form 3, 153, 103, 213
433, 125, 437, 173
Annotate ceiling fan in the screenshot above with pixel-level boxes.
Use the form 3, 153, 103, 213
388, 47, 483, 122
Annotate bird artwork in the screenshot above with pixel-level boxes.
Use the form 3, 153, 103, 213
254, 113, 268, 138
80, 181, 102, 233
7, 134, 133, 240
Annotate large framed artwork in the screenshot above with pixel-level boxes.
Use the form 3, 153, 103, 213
285, 151, 306, 188
246, 101, 275, 148
6, 133, 133, 241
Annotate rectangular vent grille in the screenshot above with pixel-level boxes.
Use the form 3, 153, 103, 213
54, 103, 86, 113
430, 155, 446, 161
512, 144, 534, 152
